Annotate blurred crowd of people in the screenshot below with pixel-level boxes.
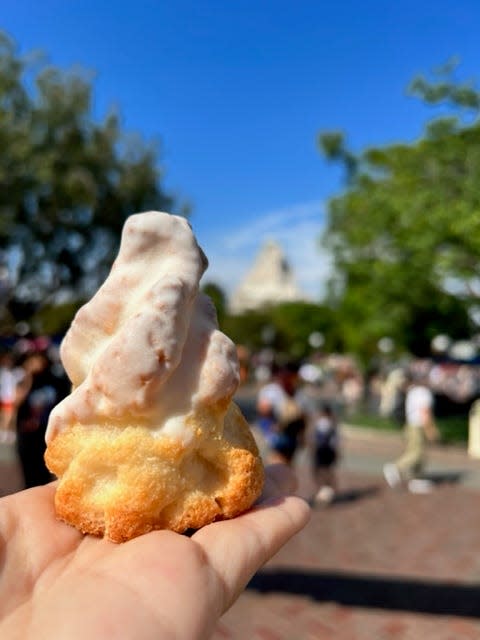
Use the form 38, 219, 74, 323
0, 336, 69, 488
240, 344, 480, 501
251, 357, 341, 506
242, 343, 480, 424
379, 359, 480, 421
3, 333, 479, 498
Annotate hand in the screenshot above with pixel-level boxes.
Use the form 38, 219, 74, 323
0, 465, 309, 640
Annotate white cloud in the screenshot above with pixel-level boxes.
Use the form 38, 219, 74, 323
198, 200, 332, 301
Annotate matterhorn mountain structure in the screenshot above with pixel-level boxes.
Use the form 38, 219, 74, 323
229, 240, 306, 313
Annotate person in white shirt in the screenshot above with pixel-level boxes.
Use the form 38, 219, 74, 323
383, 372, 440, 491
256, 362, 306, 465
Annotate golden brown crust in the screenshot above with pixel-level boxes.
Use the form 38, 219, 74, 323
45, 403, 264, 542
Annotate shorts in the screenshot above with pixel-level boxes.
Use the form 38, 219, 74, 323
314, 446, 337, 468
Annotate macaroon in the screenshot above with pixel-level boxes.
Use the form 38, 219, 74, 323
44, 211, 264, 542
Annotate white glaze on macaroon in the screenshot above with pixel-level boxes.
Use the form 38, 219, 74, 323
45, 211, 240, 443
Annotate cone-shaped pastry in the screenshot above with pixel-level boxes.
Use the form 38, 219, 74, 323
45, 212, 264, 542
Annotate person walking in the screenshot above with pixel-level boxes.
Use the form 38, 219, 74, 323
311, 404, 339, 505
15, 350, 60, 488
383, 372, 440, 492
256, 361, 306, 465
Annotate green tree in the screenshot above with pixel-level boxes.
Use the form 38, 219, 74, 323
0, 32, 180, 330
268, 301, 337, 357
318, 64, 478, 359
223, 301, 338, 360
201, 282, 227, 326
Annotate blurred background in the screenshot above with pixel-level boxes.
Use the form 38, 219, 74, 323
2, 2, 480, 638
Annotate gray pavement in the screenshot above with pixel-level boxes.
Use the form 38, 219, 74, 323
214, 466, 480, 640
0, 439, 24, 497
339, 424, 480, 491
211, 425, 480, 639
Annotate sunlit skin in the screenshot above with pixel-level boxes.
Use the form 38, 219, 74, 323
0, 464, 309, 640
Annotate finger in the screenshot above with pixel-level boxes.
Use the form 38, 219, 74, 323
193, 493, 310, 613
0, 483, 84, 600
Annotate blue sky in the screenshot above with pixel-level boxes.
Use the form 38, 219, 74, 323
2, 1, 480, 299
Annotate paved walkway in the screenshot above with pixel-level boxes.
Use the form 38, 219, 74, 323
2, 427, 480, 639
213, 427, 480, 639
0, 439, 24, 497
340, 424, 480, 490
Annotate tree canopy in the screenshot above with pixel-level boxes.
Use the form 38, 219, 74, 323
0, 32, 179, 330
222, 300, 338, 360
318, 64, 479, 359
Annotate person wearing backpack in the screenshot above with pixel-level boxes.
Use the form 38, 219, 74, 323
311, 404, 339, 505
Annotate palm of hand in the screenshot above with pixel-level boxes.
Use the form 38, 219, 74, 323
0, 467, 309, 640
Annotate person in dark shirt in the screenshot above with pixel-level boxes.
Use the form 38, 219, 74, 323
311, 405, 339, 505
15, 350, 62, 488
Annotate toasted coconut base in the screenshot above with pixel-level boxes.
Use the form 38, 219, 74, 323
45, 403, 264, 542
